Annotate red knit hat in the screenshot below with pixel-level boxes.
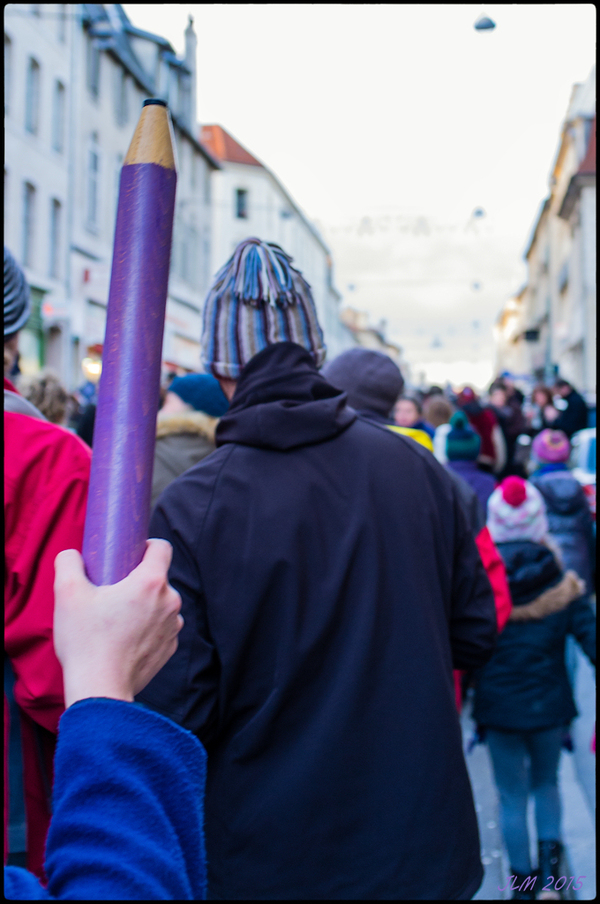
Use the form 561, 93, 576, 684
501, 476, 527, 507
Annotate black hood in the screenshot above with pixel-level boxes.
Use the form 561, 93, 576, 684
496, 540, 562, 606
216, 342, 356, 450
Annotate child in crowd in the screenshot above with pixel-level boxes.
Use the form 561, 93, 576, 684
445, 411, 497, 516
472, 476, 596, 900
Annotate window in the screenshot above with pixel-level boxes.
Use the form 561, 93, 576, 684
4, 34, 11, 116
114, 67, 128, 126
86, 32, 100, 99
49, 199, 62, 278
57, 4, 67, 43
25, 57, 41, 134
86, 135, 100, 230
235, 188, 248, 219
23, 182, 36, 266
52, 80, 66, 152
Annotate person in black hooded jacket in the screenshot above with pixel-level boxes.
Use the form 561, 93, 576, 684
138, 238, 497, 901
473, 477, 595, 901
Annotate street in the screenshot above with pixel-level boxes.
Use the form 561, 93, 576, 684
461, 630, 596, 900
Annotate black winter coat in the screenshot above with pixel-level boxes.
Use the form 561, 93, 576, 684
139, 342, 497, 901
553, 389, 589, 437
473, 540, 596, 732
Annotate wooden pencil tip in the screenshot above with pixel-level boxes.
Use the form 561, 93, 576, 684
123, 102, 176, 170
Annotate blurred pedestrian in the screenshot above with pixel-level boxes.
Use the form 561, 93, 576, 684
322, 346, 404, 425
75, 401, 96, 447
4, 246, 92, 879
393, 394, 435, 438
424, 394, 455, 465
5, 540, 208, 900
159, 370, 179, 410
139, 237, 497, 900
530, 430, 594, 591
456, 385, 507, 475
17, 369, 70, 426
552, 379, 589, 437
528, 385, 559, 435
530, 429, 596, 687
445, 411, 497, 514
488, 380, 529, 479
151, 373, 229, 510
325, 348, 511, 713
472, 476, 596, 900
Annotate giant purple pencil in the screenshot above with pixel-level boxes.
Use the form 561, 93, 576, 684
82, 99, 177, 585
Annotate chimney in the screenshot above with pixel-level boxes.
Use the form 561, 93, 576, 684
185, 15, 197, 129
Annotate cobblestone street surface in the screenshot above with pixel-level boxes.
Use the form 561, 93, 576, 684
461, 641, 596, 901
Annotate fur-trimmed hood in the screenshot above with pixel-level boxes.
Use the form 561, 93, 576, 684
509, 570, 585, 622
156, 410, 218, 443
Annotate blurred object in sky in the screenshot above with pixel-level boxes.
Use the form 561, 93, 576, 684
472, 282, 482, 290
472, 208, 486, 218
474, 13, 496, 31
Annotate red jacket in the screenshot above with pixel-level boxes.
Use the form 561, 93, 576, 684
4, 380, 91, 879
453, 525, 512, 710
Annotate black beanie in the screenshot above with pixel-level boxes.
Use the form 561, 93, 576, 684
322, 348, 404, 417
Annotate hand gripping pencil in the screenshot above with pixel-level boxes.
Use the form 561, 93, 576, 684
82, 100, 177, 585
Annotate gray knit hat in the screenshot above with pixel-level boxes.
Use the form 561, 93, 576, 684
4, 246, 31, 338
201, 237, 326, 380
322, 348, 404, 417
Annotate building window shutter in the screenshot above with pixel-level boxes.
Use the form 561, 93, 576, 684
49, 199, 62, 278
23, 182, 36, 266
25, 57, 41, 134
87, 136, 101, 230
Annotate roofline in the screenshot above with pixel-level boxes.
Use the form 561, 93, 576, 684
83, 7, 219, 170
199, 125, 332, 253
523, 197, 550, 260
261, 165, 332, 256
558, 171, 595, 220
200, 124, 264, 168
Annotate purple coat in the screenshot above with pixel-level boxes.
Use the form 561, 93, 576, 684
447, 459, 497, 516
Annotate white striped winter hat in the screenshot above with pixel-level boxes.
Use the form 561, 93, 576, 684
487, 476, 549, 544
201, 238, 326, 380
4, 246, 31, 338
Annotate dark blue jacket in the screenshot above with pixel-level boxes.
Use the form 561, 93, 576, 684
4, 699, 207, 899
530, 465, 594, 591
473, 540, 596, 732
447, 459, 497, 517
140, 341, 497, 901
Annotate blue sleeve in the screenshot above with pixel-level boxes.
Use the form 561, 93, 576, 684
4, 865, 51, 899
43, 699, 207, 900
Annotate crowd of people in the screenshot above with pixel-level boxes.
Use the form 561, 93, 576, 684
4, 239, 596, 900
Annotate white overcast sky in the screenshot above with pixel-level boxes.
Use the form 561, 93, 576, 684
123, 3, 596, 388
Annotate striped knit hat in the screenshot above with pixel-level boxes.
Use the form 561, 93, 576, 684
201, 238, 326, 380
487, 476, 549, 544
4, 246, 31, 338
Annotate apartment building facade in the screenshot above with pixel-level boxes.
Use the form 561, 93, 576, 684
4, 3, 219, 388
